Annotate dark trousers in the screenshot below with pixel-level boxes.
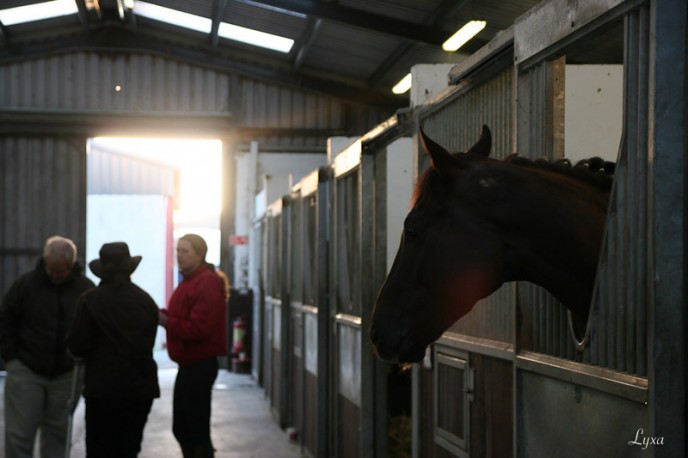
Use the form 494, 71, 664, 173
173, 357, 218, 452
85, 397, 153, 458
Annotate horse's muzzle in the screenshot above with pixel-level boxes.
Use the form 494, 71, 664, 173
370, 324, 425, 364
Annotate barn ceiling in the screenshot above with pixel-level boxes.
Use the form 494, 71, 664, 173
0, 0, 542, 110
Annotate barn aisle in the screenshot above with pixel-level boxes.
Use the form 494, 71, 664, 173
0, 351, 302, 458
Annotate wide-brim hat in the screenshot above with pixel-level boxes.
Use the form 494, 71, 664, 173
89, 242, 142, 278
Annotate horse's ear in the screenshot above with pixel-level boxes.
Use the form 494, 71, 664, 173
419, 127, 458, 173
465, 125, 492, 157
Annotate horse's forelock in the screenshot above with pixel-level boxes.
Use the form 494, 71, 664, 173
410, 168, 440, 209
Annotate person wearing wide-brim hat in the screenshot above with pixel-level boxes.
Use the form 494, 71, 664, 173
88, 241, 142, 280
66, 242, 160, 458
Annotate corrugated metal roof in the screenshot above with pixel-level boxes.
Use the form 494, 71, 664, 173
0, 0, 542, 110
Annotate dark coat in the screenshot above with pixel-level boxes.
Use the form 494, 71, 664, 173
66, 277, 160, 399
0, 258, 95, 377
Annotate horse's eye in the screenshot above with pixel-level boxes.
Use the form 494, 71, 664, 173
405, 227, 421, 242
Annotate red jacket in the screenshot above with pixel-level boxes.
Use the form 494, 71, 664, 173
165, 265, 227, 367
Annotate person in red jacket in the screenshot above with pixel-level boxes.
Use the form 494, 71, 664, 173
159, 234, 227, 458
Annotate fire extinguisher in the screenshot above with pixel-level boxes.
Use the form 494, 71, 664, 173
232, 315, 246, 360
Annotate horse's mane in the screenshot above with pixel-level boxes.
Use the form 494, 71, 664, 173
411, 154, 615, 208
504, 154, 615, 192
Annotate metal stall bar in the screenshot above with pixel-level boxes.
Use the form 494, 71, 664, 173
285, 186, 304, 441
331, 140, 364, 457
263, 198, 284, 422
587, 3, 650, 377
359, 111, 412, 458
514, 0, 652, 377
649, 0, 687, 453
293, 166, 332, 458
279, 196, 291, 429
315, 167, 332, 458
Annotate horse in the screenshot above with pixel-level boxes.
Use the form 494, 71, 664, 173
369, 125, 613, 363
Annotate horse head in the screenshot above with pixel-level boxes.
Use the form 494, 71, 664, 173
370, 126, 507, 363
370, 125, 611, 363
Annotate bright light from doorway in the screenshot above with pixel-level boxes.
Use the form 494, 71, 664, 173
91, 137, 223, 221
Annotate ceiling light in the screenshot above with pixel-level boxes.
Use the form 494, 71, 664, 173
392, 73, 412, 95
442, 20, 487, 52
218, 23, 294, 53
0, 0, 77, 26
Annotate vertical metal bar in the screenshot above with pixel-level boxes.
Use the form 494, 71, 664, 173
360, 155, 376, 458
280, 200, 291, 428
623, 10, 639, 376
316, 168, 331, 458
635, 5, 649, 377
649, 0, 687, 452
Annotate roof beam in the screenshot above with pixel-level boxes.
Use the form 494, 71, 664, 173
210, 0, 228, 50
249, 0, 454, 46
292, 18, 322, 71
0, 20, 8, 44
368, 0, 486, 89
74, 0, 90, 30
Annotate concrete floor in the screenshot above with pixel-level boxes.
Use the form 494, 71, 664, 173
0, 352, 302, 458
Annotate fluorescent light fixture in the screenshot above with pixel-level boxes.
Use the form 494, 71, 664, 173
392, 73, 412, 95
442, 20, 487, 52
0, 0, 77, 26
134, 1, 211, 33
218, 23, 294, 53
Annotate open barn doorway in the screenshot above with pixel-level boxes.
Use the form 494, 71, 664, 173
85, 137, 223, 350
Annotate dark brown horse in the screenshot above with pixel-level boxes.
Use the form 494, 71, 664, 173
370, 126, 612, 363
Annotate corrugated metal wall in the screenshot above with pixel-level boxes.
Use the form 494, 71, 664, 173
0, 136, 88, 295
0, 52, 230, 114
518, 7, 650, 377
0, 48, 387, 302
587, 6, 650, 377
419, 67, 516, 344
0, 50, 388, 145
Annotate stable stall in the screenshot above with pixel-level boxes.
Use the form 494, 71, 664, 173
409, 0, 686, 456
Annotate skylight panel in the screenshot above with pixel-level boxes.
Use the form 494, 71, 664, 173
133, 1, 293, 53
0, 0, 78, 26
218, 23, 294, 53
133, 1, 211, 34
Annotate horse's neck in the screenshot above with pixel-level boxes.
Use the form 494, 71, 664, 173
499, 174, 608, 317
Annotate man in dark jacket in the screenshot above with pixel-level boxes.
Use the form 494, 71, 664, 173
0, 235, 95, 458
66, 241, 160, 458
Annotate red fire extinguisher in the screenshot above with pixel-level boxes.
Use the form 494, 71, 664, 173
232, 315, 247, 360
231, 315, 250, 373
